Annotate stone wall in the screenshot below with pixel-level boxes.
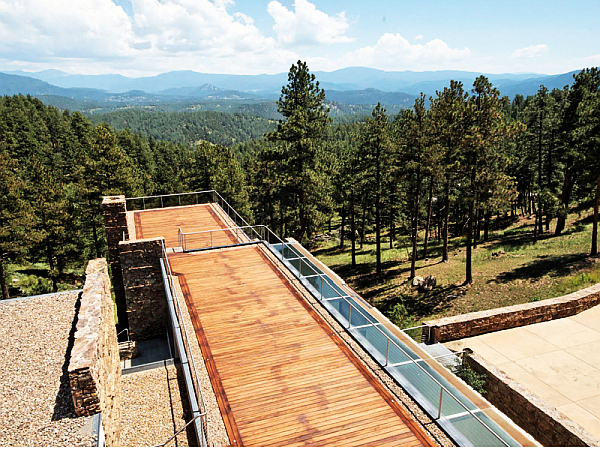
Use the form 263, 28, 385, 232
102, 195, 129, 330
466, 352, 600, 447
68, 259, 122, 446
119, 238, 168, 341
424, 283, 600, 343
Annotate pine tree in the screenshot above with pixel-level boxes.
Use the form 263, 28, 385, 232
267, 61, 332, 242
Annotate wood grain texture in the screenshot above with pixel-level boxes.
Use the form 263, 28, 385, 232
134, 203, 235, 248
169, 246, 433, 447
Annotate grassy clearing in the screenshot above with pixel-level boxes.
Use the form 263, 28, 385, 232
6, 262, 84, 298
313, 209, 600, 324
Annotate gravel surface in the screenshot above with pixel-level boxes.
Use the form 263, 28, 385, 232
0, 291, 95, 447
120, 363, 191, 447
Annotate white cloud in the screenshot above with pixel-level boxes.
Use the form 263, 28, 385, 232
511, 44, 548, 59
344, 33, 472, 70
0, 0, 300, 75
414, 34, 424, 40
267, 0, 354, 46
0, 0, 135, 59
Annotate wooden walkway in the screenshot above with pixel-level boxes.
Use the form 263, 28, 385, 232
168, 246, 433, 447
134, 204, 236, 248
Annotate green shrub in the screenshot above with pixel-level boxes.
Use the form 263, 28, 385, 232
454, 364, 487, 395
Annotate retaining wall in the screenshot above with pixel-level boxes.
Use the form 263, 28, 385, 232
424, 283, 600, 343
68, 259, 122, 446
119, 237, 168, 341
466, 352, 600, 447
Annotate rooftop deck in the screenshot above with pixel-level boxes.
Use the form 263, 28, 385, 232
134, 203, 432, 447
169, 247, 429, 446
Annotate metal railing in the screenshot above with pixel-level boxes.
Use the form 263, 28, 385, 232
150, 193, 514, 446
178, 225, 261, 251
126, 191, 216, 211
159, 242, 209, 446
270, 244, 510, 447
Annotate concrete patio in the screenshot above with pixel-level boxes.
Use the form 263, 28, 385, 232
446, 304, 600, 440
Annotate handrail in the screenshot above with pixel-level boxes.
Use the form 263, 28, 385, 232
160, 243, 209, 446
169, 199, 514, 446
260, 238, 511, 446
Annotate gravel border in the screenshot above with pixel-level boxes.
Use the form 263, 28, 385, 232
120, 363, 190, 447
0, 291, 94, 447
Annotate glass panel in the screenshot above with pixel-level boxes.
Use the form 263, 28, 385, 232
444, 412, 518, 447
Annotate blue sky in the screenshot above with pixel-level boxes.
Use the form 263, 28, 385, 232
0, 0, 598, 76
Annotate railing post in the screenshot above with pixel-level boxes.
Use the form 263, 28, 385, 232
437, 387, 444, 420
161, 196, 164, 208
320, 275, 323, 300
348, 303, 352, 328
179, 196, 181, 206
143, 198, 146, 210
385, 339, 390, 366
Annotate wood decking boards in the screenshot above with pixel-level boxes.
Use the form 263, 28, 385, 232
134, 204, 235, 248
134, 204, 432, 447
169, 246, 430, 447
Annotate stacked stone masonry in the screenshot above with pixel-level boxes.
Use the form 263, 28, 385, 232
119, 237, 168, 341
102, 195, 129, 328
424, 283, 600, 343
68, 258, 122, 446
466, 352, 600, 447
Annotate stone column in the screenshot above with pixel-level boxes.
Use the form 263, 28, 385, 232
119, 238, 168, 341
102, 195, 129, 331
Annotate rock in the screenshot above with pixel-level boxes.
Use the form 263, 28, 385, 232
421, 275, 437, 292
412, 276, 424, 287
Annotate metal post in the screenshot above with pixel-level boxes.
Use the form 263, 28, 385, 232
143, 198, 146, 210
348, 303, 352, 328
179, 196, 181, 206
437, 388, 444, 420
161, 197, 164, 208
385, 339, 390, 366
320, 276, 323, 300
299, 257, 302, 276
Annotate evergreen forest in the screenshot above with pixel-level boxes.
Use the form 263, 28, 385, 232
1, 63, 599, 325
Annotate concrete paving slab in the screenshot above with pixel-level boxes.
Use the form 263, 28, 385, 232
577, 394, 600, 422
514, 350, 600, 402
462, 339, 511, 365
494, 362, 571, 407
477, 326, 559, 361
571, 306, 600, 332
556, 402, 600, 439
525, 317, 600, 349
567, 340, 600, 371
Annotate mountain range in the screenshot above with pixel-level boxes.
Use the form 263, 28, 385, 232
0, 67, 586, 115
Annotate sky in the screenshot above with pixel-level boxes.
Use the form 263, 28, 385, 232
0, 0, 598, 77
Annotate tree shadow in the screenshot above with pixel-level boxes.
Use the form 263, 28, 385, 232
52, 292, 82, 421
492, 252, 594, 283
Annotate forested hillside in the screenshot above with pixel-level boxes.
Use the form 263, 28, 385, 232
0, 95, 249, 298
89, 110, 278, 146
1, 64, 599, 309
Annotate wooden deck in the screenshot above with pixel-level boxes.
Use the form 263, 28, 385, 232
134, 204, 236, 248
168, 246, 433, 447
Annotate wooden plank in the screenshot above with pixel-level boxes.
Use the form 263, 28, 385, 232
166, 244, 434, 447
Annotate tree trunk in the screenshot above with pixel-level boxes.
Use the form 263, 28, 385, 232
423, 175, 434, 259
484, 210, 491, 241
339, 208, 345, 249
360, 203, 367, 249
375, 145, 382, 274
592, 175, 600, 256
465, 167, 476, 285
555, 156, 574, 235
442, 179, 450, 262
0, 258, 8, 300
389, 204, 395, 249
351, 190, 357, 268
410, 167, 422, 279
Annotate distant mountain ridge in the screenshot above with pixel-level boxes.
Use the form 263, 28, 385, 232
0, 67, 591, 116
